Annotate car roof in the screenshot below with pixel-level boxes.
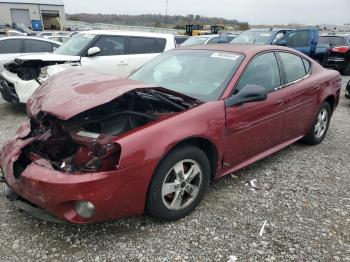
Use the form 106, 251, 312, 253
178, 43, 299, 56
244, 28, 293, 32
0, 36, 62, 44
77, 30, 175, 38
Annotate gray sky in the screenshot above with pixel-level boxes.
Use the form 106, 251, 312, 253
62, 0, 350, 25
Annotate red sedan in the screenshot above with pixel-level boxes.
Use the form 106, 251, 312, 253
0, 44, 341, 224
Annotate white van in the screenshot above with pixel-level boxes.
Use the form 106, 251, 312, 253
0, 30, 176, 104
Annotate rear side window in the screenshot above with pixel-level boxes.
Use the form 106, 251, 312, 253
279, 52, 308, 83
129, 37, 159, 54
155, 38, 166, 52
208, 37, 219, 44
318, 36, 347, 46
93, 36, 126, 56
0, 39, 21, 53
23, 40, 57, 52
286, 31, 309, 47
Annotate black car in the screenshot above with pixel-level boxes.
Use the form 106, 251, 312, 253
319, 35, 350, 75
346, 80, 350, 99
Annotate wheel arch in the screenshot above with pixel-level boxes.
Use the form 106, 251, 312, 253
168, 137, 219, 181
152, 136, 220, 184
324, 95, 335, 114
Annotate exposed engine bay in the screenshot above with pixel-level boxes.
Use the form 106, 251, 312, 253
4, 59, 73, 81
16, 89, 197, 174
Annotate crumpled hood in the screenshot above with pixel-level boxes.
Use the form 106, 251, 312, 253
14, 53, 80, 63
27, 69, 157, 120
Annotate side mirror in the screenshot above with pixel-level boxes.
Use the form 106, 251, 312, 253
87, 47, 101, 57
225, 84, 267, 107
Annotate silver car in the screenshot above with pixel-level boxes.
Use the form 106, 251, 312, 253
0, 36, 61, 73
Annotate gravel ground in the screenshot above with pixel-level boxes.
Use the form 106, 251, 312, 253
0, 76, 349, 262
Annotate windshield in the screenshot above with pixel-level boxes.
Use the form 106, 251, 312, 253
231, 31, 273, 44
181, 36, 211, 47
54, 33, 96, 56
130, 50, 243, 101
318, 36, 348, 46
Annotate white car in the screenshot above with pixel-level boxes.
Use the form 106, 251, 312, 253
47, 36, 71, 43
0, 36, 61, 73
181, 34, 237, 47
37, 31, 72, 38
0, 30, 176, 104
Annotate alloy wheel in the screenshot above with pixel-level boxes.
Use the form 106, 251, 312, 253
161, 159, 203, 210
314, 109, 329, 139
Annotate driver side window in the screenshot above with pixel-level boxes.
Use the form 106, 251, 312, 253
235, 52, 281, 93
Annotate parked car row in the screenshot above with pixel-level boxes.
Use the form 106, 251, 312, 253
0, 41, 342, 224
0, 31, 176, 104
181, 33, 238, 46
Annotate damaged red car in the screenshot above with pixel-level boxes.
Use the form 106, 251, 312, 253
0, 44, 341, 224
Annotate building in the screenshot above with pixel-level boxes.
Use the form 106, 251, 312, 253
0, 0, 65, 31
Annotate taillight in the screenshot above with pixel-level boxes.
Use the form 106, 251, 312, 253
331, 46, 349, 53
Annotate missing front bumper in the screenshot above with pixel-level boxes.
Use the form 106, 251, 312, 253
0, 77, 19, 104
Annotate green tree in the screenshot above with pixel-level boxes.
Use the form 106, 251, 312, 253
238, 22, 250, 31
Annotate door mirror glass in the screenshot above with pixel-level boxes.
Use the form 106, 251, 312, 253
225, 84, 267, 107
87, 47, 101, 57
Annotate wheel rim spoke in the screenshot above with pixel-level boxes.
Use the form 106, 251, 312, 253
184, 164, 200, 182
162, 182, 180, 197
173, 162, 185, 180
170, 191, 183, 209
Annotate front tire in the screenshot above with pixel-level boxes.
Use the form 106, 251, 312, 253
301, 102, 331, 145
146, 145, 210, 221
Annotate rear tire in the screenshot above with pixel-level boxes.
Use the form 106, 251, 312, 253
146, 145, 210, 221
301, 102, 331, 145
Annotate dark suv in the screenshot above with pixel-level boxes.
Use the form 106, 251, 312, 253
319, 35, 350, 75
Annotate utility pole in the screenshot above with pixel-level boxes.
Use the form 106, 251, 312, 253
165, 0, 169, 17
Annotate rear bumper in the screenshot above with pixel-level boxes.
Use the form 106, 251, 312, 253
326, 58, 348, 71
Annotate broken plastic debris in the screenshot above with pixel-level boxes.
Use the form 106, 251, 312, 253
227, 255, 238, 262
245, 179, 260, 190
259, 220, 268, 236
